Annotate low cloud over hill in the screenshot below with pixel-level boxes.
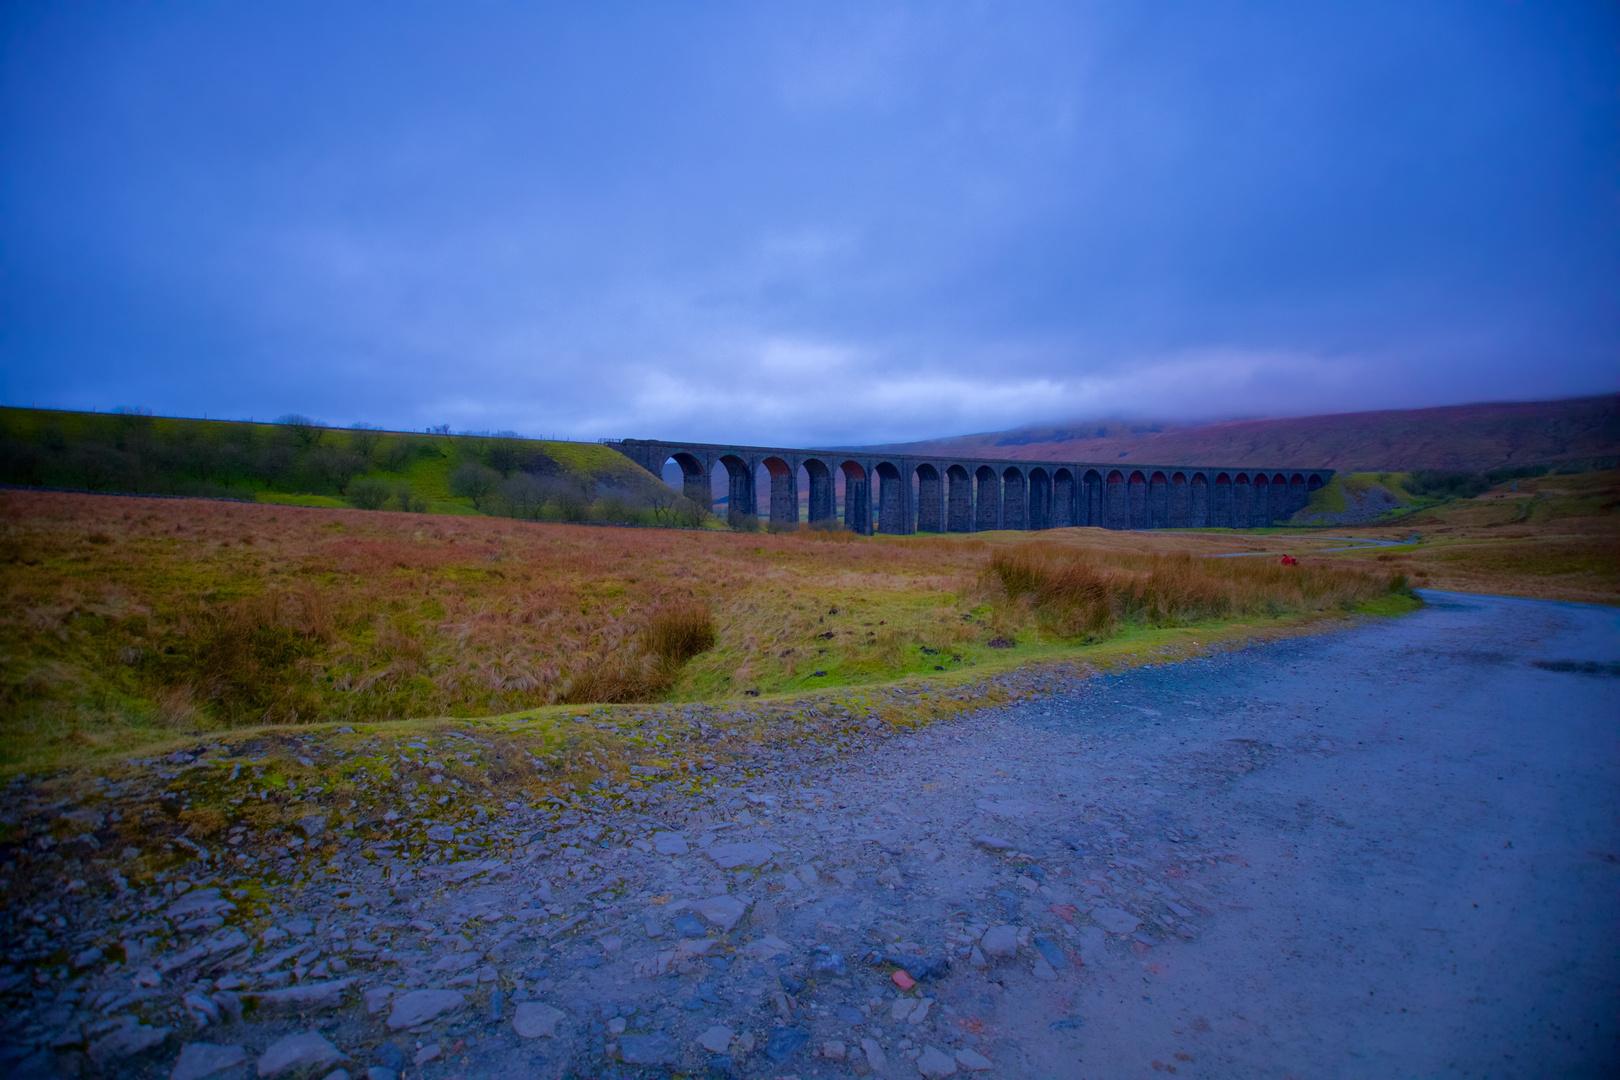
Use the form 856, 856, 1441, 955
862, 396, 1619, 473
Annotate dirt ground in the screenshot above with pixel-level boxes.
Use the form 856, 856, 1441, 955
4, 590, 1614, 1079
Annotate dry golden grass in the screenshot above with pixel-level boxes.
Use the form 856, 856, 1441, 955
0, 490, 1407, 769
1312, 470, 1620, 605
987, 543, 1388, 638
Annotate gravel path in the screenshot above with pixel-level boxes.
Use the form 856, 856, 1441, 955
5, 591, 1615, 1079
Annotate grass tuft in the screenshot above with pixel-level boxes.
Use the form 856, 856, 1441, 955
642, 599, 718, 666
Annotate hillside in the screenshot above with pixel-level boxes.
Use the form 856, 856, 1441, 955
1304, 468, 1620, 607
0, 407, 686, 524
866, 395, 1619, 472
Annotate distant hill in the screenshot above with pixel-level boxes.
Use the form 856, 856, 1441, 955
0, 407, 685, 524
863, 395, 1619, 472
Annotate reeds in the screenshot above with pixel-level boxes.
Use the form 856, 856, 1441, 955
986, 543, 1390, 638
641, 599, 717, 666
0, 490, 1397, 739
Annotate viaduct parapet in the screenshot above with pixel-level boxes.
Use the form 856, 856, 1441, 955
609, 439, 1331, 534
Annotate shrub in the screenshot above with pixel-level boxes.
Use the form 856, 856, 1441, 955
487, 435, 521, 476
645, 487, 682, 525
559, 662, 665, 704
492, 473, 547, 519
550, 486, 590, 522
676, 500, 710, 528
984, 543, 1387, 639
348, 477, 392, 510
393, 484, 427, 513
348, 424, 382, 460
153, 589, 332, 724
642, 600, 718, 666
988, 548, 1115, 636
1483, 465, 1548, 485
379, 438, 421, 472
1408, 470, 1490, 500
276, 414, 325, 448
302, 447, 365, 493
594, 496, 635, 524
449, 461, 501, 507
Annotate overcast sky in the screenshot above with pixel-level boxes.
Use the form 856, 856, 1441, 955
3, 2, 1616, 445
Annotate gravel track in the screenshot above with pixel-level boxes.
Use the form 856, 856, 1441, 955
3, 591, 1614, 1079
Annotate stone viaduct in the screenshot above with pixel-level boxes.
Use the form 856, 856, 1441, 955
610, 439, 1331, 534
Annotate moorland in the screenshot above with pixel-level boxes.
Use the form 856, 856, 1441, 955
1, 401, 1615, 789
0, 406, 1615, 1080
874, 393, 1619, 473
2, 488, 1410, 776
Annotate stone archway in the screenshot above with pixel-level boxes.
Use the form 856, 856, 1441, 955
762, 456, 797, 529
1104, 470, 1128, 529
1002, 467, 1028, 530
802, 458, 835, 525
875, 461, 907, 534
1128, 470, 1148, 529
840, 461, 871, 534
947, 465, 974, 532
1149, 471, 1169, 528
975, 466, 1001, 531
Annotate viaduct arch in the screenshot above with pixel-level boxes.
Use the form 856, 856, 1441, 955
610, 439, 1330, 535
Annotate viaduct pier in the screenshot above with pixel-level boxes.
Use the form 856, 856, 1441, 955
610, 439, 1331, 534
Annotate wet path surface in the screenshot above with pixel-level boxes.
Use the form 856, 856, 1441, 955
984, 591, 1620, 1077
432, 591, 1618, 1080
10, 593, 1615, 1080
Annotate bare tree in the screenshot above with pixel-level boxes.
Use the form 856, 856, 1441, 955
497, 473, 547, 518
348, 477, 391, 510
379, 437, 418, 472
487, 432, 522, 476
348, 423, 382, 460
394, 484, 427, 513
304, 447, 365, 493
646, 486, 682, 524
276, 414, 325, 448
449, 461, 501, 508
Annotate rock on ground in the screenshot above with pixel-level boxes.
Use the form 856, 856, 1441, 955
385, 989, 464, 1030
4, 593, 1614, 1080
250, 978, 355, 1011
917, 1044, 959, 1077
617, 1033, 674, 1065
687, 894, 749, 930
980, 924, 1019, 958
170, 1042, 246, 1080
954, 1047, 994, 1071
1090, 906, 1140, 934
88, 1023, 169, 1069
705, 841, 772, 868
512, 1001, 565, 1039
256, 1032, 345, 1078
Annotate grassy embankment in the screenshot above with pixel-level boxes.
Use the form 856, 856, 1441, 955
0, 406, 685, 524
1303, 469, 1620, 606
1163, 468, 1618, 605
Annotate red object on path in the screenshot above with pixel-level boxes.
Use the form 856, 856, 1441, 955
1280, 555, 1299, 566
891, 970, 917, 990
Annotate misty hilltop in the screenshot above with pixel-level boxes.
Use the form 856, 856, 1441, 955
859, 395, 1619, 473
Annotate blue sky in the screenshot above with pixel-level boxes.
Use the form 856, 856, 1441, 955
2, 1, 1615, 445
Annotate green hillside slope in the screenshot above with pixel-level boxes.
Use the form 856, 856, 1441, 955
0, 407, 700, 525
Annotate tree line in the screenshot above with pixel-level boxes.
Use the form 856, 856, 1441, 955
0, 408, 713, 526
